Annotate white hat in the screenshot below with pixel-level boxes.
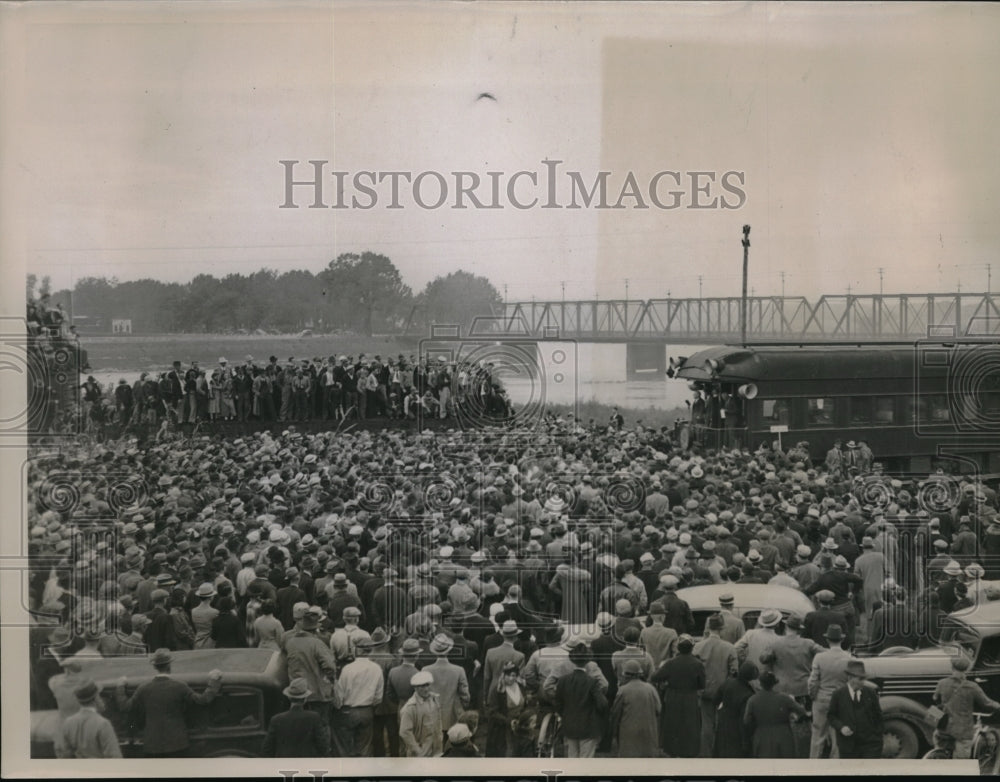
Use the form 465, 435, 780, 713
410, 671, 433, 686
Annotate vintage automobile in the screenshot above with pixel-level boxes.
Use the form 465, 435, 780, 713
858, 600, 1000, 761
30, 648, 289, 758
676, 582, 816, 637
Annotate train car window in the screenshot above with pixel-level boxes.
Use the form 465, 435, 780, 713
849, 397, 872, 425
919, 394, 951, 424
806, 397, 835, 426
874, 397, 895, 425
761, 399, 789, 425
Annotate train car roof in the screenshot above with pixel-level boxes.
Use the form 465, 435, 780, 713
674, 343, 993, 383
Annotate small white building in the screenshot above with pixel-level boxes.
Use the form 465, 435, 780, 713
111, 318, 132, 334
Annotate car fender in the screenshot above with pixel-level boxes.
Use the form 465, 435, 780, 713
878, 694, 934, 743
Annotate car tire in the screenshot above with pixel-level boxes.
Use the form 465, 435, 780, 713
882, 719, 921, 759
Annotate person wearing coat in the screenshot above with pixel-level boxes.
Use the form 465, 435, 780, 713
482, 621, 526, 705
826, 659, 884, 759
553, 643, 609, 759
743, 670, 808, 758
261, 678, 331, 757
486, 661, 533, 757
650, 634, 704, 758
423, 634, 471, 732
548, 562, 592, 625
399, 670, 444, 757
610, 659, 661, 757
714, 661, 758, 758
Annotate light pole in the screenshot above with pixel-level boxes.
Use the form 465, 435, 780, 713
741, 225, 750, 344
625, 278, 629, 303
878, 267, 884, 296
780, 270, 786, 298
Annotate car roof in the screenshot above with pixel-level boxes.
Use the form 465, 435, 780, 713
676, 583, 815, 616
72, 648, 281, 684
946, 601, 1000, 638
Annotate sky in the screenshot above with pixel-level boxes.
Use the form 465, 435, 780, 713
3, 1, 999, 310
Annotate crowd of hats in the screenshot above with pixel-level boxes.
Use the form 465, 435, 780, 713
25, 417, 999, 643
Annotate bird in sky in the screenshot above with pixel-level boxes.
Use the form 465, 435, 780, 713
476, 92, 497, 102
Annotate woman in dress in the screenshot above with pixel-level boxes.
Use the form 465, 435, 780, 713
714, 661, 758, 757
486, 662, 533, 757
743, 670, 808, 758
208, 369, 221, 420
650, 634, 704, 758
252, 599, 284, 651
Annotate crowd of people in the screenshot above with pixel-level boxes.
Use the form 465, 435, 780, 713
26, 293, 87, 434
80, 354, 516, 436
25, 408, 1000, 760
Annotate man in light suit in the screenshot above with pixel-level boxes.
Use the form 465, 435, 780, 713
693, 613, 738, 756
826, 659, 884, 759
482, 620, 525, 706
807, 624, 853, 758
422, 633, 471, 734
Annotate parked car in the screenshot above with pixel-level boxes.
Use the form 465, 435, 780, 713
676, 583, 816, 637
859, 600, 1000, 760
30, 648, 289, 758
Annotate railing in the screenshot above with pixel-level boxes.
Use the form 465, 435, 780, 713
427, 293, 1000, 342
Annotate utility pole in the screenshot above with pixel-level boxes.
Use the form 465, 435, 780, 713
741, 225, 750, 344
878, 267, 884, 296
698, 275, 704, 299
625, 278, 629, 303
779, 270, 786, 298
561, 281, 565, 303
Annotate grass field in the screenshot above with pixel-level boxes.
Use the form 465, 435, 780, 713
81, 333, 415, 373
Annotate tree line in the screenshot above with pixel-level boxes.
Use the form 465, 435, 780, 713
41, 253, 502, 336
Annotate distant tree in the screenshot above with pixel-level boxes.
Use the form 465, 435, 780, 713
320, 252, 412, 336
419, 271, 502, 330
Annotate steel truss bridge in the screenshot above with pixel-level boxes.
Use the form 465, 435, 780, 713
438, 292, 1000, 343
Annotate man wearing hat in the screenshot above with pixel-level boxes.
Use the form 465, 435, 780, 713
693, 613, 738, 756
55, 680, 122, 758
937, 560, 965, 613
330, 605, 372, 666
115, 649, 223, 757
261, 678, 330, 757
554, 642, 609, 758
641, 601, 679, 668
610, 658, 661, 757
334, 637, 385, 756
276, 567, 309, 630
651, 574, 695, 636
424, 633, 471, 734
714, 593, 746, 645
144, 588, 180, 651
807, 624, 852, 758
191, 582, 219, 649
803, 589, 854, 649
789, 545, 821, 591
735, 608, 782, 674
283, 606, 339, 741
443, 721, 481, 757
483, 620, 525, 705
826, 659, 884, 759
399, 670, 444, 757
931, 652, 1000, 758
759, 613, 823, 757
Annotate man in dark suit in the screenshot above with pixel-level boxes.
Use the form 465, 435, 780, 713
114, 649, 223, 757
826, 659, 883, 759
262, 677, 330, 757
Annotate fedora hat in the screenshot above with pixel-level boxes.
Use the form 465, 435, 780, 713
501, 620, 519, 637
149, 648, 173, 667
845, 659, 867, 678
283, 677, 312, 700
400, 638, 422, 656
195, 582, 216, 598
823, 623, 844, 643
429, 633, 454, 655
758, 608, 782, 628
785, 614, 804, 632
369, 628, 390, 647
73, 679, 100, 704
